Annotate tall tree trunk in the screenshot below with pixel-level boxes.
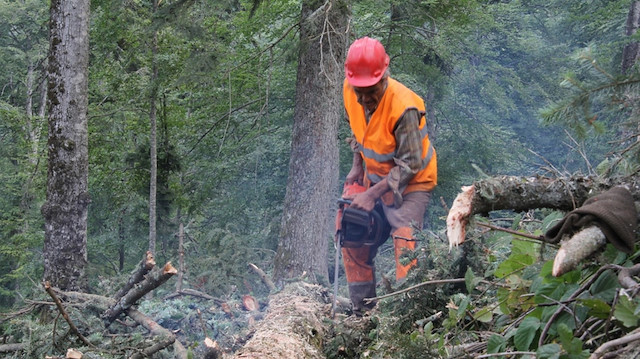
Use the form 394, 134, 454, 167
622, 1, 640, 73
621, 1, 640, 143
273, 0, 348, 285
42, 0, 90, 291
24, 61, 44, 165
148, 0, 159, 255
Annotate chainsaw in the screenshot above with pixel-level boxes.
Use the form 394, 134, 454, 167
332, 183, 389, 317
337, 199, 387, 248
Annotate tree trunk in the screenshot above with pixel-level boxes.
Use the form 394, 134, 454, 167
622, 1, 640, 73
148, 0, 159, 255
41, 0, 90, 291
273, 0, 349, 285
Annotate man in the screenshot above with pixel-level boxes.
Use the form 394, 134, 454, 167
340, 37, 437, 315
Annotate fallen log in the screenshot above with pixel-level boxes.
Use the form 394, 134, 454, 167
103, 262, 177, 326
127, 307, 186, 359
446, 175, 640, 275
0, 343, 25, 353
230, 282, 330, 359
447, 175, 640, 248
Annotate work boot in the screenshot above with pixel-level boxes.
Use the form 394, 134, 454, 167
348, 281, 376, 316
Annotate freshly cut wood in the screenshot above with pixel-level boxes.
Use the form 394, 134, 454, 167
103, 262, 177, 326
242, 295, 259, 312
447, 185, 474, 248
204, 337, 222, 359
230, 282, 329, 359
552, 226, 607, 276
66, 348, 83, 359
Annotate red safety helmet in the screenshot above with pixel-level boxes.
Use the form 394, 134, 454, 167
344, 37, 390, 87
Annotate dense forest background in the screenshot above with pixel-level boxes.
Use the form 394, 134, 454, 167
1, 0, 640, 358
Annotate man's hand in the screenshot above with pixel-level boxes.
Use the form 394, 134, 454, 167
345, 166, 364, 185
349, 179, 390, 212
349, 191, 377, 212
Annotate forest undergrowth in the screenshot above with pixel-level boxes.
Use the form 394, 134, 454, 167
1, 209, 640, 359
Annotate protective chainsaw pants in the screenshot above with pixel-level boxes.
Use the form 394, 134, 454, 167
342, 191, 431, 314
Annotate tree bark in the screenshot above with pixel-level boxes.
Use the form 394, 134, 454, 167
0, 343, 26, 354
467, 175, 639, 214
622, 1, 640, 73
273, 0, 349, 285
41, 0, 90, 291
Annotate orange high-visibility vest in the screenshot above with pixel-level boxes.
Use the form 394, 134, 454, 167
343, 77, 437, 193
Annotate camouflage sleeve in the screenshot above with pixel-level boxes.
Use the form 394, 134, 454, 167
388, 108, 423, 206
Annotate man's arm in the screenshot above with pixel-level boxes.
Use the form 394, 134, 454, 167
345, 140, 364, 185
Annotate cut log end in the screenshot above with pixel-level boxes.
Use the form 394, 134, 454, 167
162, 262, 178, 275
145, 251, 156, 269
552, 226, 607, 277
552, 249, 567, 277
447, 185, 475, 250
204, 337, 222, 359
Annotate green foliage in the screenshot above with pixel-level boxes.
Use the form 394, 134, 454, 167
1, 0, 639, 356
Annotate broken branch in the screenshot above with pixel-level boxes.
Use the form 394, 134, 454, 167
43, 281, 94, 348
0, 343, 25, 353
103, 262, 177, 326
249, 263, 277, 292
589, 328, 640, 359
113, 251, 156, 302
126, 307, 186, 359
365, 278, 466, 304
617, 263, 640, 290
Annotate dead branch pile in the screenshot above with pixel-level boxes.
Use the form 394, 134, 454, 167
2, 252, 188, 359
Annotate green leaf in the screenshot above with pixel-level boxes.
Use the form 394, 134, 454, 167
615, 295, 640, 327
486, 334, 506, 354
465, 267, 481, 293
514, 316, 540, 351
578, 298, 611, 319
495, 253, 535, 278
588, 269, 619, 301
540, 211, 565, 233
557, 323, 573, 350
536, 343, 561, 359
457, 295, 471, 318
511, 237, 538, 257
473, 307, 493, 323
